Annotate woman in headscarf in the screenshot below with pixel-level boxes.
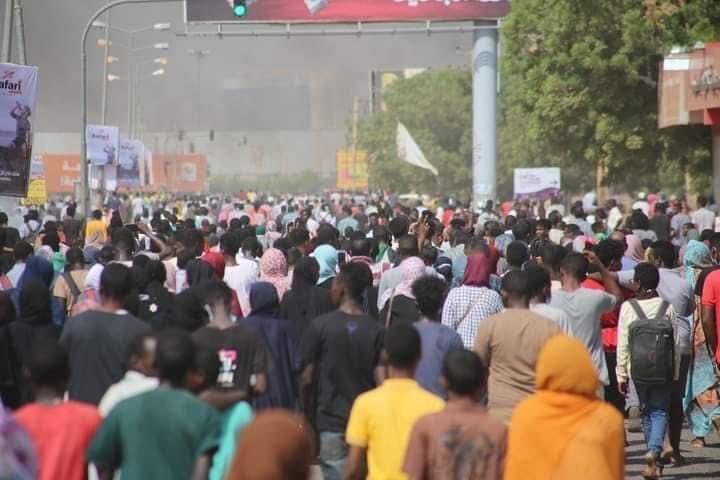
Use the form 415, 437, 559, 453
279, 257, 334, 357
622, 234, 645, 271
8, 279, 62, 405
226, 409, 314, 480
379, 256, 425, 327
505, 335, 624, 480
441, 253, 504, 349
682, 239, 720, 447
0, 292, 22, 408
312, 244, 338, 290
259, 248, 290, 300
244, 282, 296, 411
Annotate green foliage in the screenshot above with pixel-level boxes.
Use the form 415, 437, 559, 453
357, 69, 473, 197
499, 0, 718, 198
209, 170, 332, 194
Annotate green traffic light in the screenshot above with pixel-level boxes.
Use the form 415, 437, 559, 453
233, 5, 247, 17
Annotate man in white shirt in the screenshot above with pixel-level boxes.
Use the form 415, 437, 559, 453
98, 333, 158, 417
692, 195, 716, 233
632, 192, 650, 216
5, 241, 32, 287
526, 264, 574, 335
606, 198, 624, 232
223, 234, 259, 316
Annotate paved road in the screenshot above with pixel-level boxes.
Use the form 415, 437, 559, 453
625, 427, 719, 479
310, 425, 720, 479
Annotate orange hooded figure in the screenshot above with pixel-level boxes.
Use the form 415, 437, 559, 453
504, 335, 624, 480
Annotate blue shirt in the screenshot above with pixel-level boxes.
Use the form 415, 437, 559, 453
414, 320, 464, 399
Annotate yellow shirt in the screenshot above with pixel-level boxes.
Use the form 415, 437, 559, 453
346, 378, 444, 480
85, 219, 107, 244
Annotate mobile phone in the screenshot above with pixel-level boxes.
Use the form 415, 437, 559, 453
337, 250, 347, 265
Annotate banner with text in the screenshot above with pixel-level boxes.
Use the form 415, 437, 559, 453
86, 125, 119, 166
0, 63, 39, 197
117, 139, 144, 188
186, 0, 509, 23
513, 167, 561, 200
336, 149, 369, 191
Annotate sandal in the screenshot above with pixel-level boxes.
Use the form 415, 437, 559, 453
690, 437, 705, 448
642, 452, 660, 479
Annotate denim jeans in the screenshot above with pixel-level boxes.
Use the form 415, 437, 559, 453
318, 431, 348, 480
635, 382, 672, 457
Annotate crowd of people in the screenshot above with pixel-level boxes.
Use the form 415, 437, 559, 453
0, 190, 718, 480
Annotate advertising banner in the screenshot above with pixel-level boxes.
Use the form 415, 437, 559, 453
513, 167, 561, 200
23, 179, 47, 205
186, 0, 509, 24
336, 149, 369, 191
117, 139, 144, 188
0, 63, 39, 197
86, 125, 119, 166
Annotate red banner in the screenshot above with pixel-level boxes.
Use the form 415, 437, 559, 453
186, 0, 509, 24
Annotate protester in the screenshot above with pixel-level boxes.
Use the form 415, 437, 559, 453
60, 263, 151, 404
301, 262, 383, 480
411, 275, 463, 398
525, 263, 574, 334
226, 410, 314, 480
313, 243, 339, 290
442, 252, 504, 348
474, 270, 561, 423
379, 256, 424, 326
15, 341, 102, 480
259, 248, 290, 300
616, 263, 678, 478
403, 349, 506, 480
345, 323, 444, 480
504, 335, 624, 480
88, 330, 221, 479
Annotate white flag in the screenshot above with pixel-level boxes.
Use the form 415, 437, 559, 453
396, 123, 438, 176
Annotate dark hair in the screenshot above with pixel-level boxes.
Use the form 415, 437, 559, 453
155, 330, 196, 387
13, 241, 33, 261
500, 270, 530, 297
100, 263, 134, 302
634, 262, 660, 291
525, 263, 551, 299
287, 247, 303, 268
506, 241, 529, 268
411, 275, 447, 320
710, 233, 720, 250
111, 227, 136, 254
205, 280, 233, 309
650, 241, 676, 268
700, 229, 714, 243
697, 195, 708, 207
337, 262, 373, 303
511, 220, 532, 243
350, 237, 371, 257
172, 290, 209, 332
91, 209, 103, 220
442, 349, 488, 396
128, 333, 155, 362
221, 232, 240, 257
630, 211, 650, 231
288, 229, 310, 248
398, 235, 419, 258
65, 247, 85, 268
145, 259, 167, 284
421, 245, 438, 266
241, 236, 262, 258
537, 243, 566, 273
560, 252, 588, 281
385, 323, 421, 370
27, 340, 70, 391
593, 240, 624, 268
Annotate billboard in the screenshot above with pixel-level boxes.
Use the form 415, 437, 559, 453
117, 139, 144, 188
513, 167, 561, 200
688, 43, 720, 112
0, 63, 39, 197
186, 0, 509, 24
86, 125, 119, 166
336, 149, 368, 191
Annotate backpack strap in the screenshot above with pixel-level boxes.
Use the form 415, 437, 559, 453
456, 293, 486, 331
384, 288, 396, 328
654, 300, 670, 322
627, 299, 649, 321
63, 272, 82, 298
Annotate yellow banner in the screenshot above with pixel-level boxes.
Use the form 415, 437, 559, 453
336, 149, 369, 191
23, 179, 47, 205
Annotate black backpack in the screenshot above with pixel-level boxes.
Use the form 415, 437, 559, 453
628, 299, 674, 385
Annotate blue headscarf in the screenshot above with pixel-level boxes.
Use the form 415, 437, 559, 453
312, 244, 338, 286
683, 240, 711, 287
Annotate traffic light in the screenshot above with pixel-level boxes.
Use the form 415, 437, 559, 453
233, 0, 247, 17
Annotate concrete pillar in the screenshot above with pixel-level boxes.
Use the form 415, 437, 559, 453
472, 25, 498, 208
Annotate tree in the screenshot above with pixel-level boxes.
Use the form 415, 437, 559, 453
356, 69, 473, 197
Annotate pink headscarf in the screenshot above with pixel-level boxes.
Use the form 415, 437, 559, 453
624, 234, 645, 263
379, 256, 426, 309
259, 248, 290, 299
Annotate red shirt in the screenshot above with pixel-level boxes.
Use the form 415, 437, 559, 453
15, 401, 102, 480
581, 278, 634, 352
701, 269, 720, 363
